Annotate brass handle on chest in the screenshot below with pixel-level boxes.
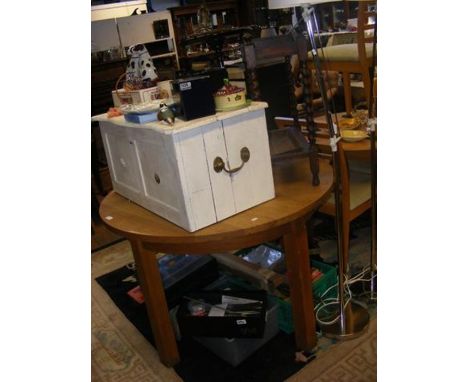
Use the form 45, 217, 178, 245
213, 147, 250, 174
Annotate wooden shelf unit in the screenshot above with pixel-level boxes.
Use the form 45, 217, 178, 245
168, 1, 240, 60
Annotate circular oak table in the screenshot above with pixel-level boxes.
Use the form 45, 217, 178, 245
100, 157, 334, 367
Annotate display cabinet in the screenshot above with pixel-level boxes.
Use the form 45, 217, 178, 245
177, 27, 256, 73
116, 10, 180, 79
91, 10, 181, 115
314, 1, 363, 32
168, 1, 240, 60
92, 10, 180, 79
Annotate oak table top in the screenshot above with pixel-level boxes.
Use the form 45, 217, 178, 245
100, 157, 334, 367
100, 157, 334, 250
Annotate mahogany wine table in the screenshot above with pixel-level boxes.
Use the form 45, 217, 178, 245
314, 112, 371, 152
99, 157, 334, 366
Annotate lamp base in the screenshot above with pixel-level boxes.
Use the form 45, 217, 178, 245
350, 270, 377, 305
320, 301, 369, 340
361, 292, 377, 306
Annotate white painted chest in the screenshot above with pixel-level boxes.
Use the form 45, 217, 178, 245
93, 102, 275, 232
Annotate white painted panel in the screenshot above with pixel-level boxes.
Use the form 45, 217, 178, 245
175, 124, 218, 231
201, 121, 236, 221
221, 109, 275, 213
95, 102, 271, 232
117, 12, 167, 47
100, 123, 143, 196
91, 1, 147, 22
91, 19, 120, 52
133, 130, 189, 227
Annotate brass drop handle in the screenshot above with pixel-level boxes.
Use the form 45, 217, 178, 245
213, 147, 250, 174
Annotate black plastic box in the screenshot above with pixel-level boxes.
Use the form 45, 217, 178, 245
171, 75, 216, 120
194, 299, 279, 366
177, 290, 267, 338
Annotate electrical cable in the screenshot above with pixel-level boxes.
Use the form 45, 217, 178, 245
314, 263, 376, 326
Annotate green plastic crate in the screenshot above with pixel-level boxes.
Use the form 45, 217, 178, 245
227, 245, 337, 335
272, 260, 337, 334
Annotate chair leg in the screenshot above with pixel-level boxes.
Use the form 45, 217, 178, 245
362, 70, 372, 110
342, 72, 353, 116
309, 144, 320, 186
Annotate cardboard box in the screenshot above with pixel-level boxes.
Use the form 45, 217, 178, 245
112, 86, 160, 106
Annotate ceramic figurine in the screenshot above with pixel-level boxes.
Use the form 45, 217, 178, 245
157, 103, 175, 125
126, 44, 159, 90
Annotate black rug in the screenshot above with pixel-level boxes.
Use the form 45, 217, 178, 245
96, 265, 308, 382
95, 213, 371, 381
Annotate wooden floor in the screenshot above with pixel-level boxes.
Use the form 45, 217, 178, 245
92, 217, 123, 253
92, 165, 123, 253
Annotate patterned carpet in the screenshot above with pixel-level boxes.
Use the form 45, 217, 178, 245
286, 319, 376, 382
92, 241, 181, 382
92, 231, 376, 381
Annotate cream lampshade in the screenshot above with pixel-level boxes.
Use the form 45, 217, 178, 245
267, 0, 336, 9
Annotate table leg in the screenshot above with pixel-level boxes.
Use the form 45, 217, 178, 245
282, 219, 317, 350
130, 240, 180, 367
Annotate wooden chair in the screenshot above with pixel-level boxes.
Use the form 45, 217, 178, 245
242, 32, 321, 185
315, 0, 377, 116
290, 57, 340, 115
274, 116, 371, 267
306, 67, 339, 111
242, 32, 313, 130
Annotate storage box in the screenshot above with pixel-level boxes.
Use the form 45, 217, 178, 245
171, 75, 216, 120
158, 254, 219, 309
123, 112, 158, 124
177, 290, 268, 338
210, 251, 337, 335
124, 254, 218, 309
272, 260, 337, 334
187, 274, 279, 366
112, 86, 160, 106
96, 102, 275, 232
211, 249, 287, 293
194, 299, 279, 366
158, 80, 173, 98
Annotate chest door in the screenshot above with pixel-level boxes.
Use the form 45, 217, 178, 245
133, 129, 189, 227
220, 109, 275, 213
100, 122, 143, 196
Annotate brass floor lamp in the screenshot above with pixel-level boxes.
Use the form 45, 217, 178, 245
268, 0, 371, 339
364, 16, 378, 305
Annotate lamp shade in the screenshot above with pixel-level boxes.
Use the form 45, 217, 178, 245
268, 0, 336, 9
